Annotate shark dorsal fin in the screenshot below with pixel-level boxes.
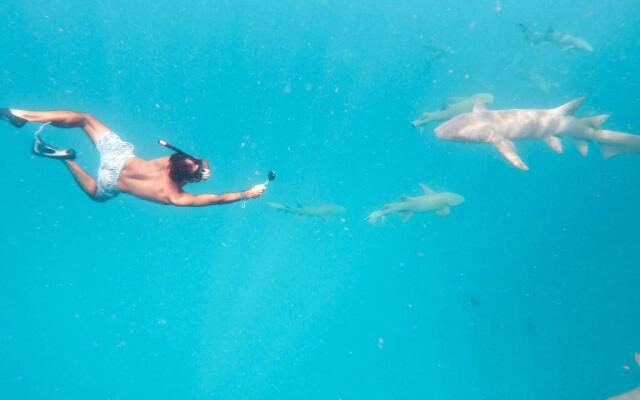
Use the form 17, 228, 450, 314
472, 99, 486, 112
418, 183, 435, 195
553, 97, 585, 116
583, 114, 609, 129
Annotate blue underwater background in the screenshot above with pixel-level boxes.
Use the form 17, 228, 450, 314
1, 1, 640, 399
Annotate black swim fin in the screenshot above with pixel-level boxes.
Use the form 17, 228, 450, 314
0, 108, 28, 128
32, 134, 76, 160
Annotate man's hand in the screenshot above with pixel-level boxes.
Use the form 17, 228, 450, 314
242, 184, 266, 199
170, 183, 267, 207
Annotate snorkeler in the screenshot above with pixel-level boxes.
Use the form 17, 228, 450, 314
0, 108, 266, 205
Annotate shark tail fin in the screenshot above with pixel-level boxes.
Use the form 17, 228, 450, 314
582, 114, 609, 129
600, 144, 626, 160
366, 210, 385, 225
552, 97, 585, 116
266, 201, 286, 210
591, 129, 640, 159
411, 113, 433, 127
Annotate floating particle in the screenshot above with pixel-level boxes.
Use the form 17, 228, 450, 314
377, 337, 384, 349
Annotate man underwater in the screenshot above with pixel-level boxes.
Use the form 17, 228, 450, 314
1, 108, 266, 206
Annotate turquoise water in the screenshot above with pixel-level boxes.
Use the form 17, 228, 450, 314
1, 1, 640, 398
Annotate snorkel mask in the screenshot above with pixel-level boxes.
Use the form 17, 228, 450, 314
159, 139, 210, 181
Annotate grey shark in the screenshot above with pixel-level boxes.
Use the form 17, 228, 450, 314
366, 184, 464, 224
434, 97, 640, 170
267, 202, 345, 219
412, 93, 494, 127
519, 24, 593, 52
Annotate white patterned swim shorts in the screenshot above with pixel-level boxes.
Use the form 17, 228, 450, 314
95, 132, 135, 201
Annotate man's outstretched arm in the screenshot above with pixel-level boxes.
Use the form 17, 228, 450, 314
170, 184, 266, 207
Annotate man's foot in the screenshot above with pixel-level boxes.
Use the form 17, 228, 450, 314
0, 108, 28, 128
32, 134, 76, 160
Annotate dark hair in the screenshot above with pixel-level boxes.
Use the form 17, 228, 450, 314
169, 153, 201, 184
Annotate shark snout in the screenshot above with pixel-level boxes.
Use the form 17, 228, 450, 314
448, 194, 465, 206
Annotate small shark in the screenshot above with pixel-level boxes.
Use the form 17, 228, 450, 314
519, 24, 593, 52
412, 93, 494, 127
267, 202, 345, 219
434, 97, 640, 170
366, 184, 464, 224
424, 42, 456, 63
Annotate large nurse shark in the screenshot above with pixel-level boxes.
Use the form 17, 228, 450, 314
433, 97, 640, 170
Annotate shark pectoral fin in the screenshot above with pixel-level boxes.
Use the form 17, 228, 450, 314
436, 207, 450, 217
418, 183, 434, 195
576, 140, 589, 156
544, 136, 563, 153
494, 140, 529, 170
472, 99, 486, 112
399, 211, 413, 222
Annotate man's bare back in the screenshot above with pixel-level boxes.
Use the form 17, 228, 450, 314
1, 108, 266, 206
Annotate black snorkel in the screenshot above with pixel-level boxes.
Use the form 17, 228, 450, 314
158, 139, 209, 180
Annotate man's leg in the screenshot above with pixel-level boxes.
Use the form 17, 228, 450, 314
9, 109, 110, 144
62, 160, 103, 201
